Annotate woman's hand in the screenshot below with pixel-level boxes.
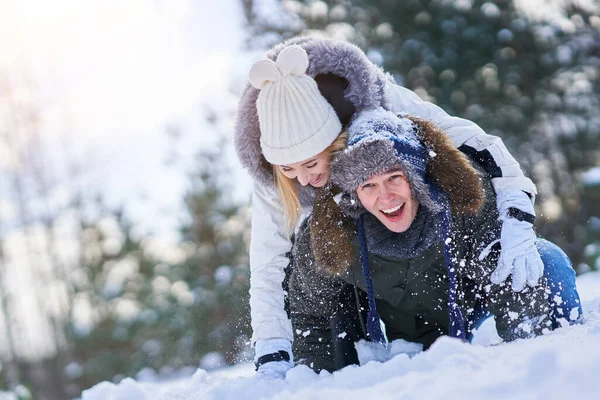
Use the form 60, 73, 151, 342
492, 190, 544, 291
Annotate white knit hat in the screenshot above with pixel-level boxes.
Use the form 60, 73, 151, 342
248, 45, 342, 165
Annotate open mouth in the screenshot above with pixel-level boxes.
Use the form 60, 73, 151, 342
380, 203, 405, 220
309, 174, 322, 186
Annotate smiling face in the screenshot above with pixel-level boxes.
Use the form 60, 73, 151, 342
277, 150, 331, 188
356, 167, 420, 233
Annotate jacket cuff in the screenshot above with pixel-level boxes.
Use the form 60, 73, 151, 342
254, 338, 293, 363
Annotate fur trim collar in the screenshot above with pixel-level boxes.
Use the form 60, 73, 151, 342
234, 37, 393, 189
411, 116, 484, 215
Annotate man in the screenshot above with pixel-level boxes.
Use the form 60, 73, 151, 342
286, 109, 582, 372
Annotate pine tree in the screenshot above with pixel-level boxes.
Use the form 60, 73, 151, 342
177, 139, 251, 365
66, 141, 253, 388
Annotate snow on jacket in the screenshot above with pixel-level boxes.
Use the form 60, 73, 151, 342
234, 36, 537, 345
289, 170, 549, 372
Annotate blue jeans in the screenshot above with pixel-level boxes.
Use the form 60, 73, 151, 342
469, 239, 583, 338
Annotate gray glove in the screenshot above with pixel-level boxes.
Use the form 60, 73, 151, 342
491, 189, 544, 292
254, 338, 293, 380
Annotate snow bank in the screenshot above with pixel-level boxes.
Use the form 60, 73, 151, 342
82, 271, 600, 400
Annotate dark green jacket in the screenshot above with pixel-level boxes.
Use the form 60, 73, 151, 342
287, 179, 550, 372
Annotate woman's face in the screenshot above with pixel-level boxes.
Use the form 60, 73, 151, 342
356, 167, 419, 233
278, 150, 331, 188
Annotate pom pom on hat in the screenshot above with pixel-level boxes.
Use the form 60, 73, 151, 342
275, 45, 309, 76
249, 60, 282, 89
249, 45, 310, 89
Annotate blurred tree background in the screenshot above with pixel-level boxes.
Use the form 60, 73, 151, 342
64, 138, 252, 393
243, 0, 600, 268
0, 75, 251, 398
0, 0, 598, 399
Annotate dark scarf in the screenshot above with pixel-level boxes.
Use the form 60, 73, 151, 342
361, 205, 443, 260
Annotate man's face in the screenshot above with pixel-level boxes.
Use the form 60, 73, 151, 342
356, 168, 419, 233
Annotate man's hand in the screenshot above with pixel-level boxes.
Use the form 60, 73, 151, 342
492, 190, 544, 292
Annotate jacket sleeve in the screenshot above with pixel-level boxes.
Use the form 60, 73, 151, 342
386, 82, 537, 200
289, 219, 363, 372
249, 182, 294, 344
291, 313, 335, 372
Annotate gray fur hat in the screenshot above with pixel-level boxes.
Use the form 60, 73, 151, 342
330, 109, 442, 217
234, 36, 393, 194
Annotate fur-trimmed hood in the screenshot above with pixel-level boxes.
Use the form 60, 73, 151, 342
234, 37, 393, 190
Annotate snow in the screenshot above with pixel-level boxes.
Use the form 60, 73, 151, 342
81, 270, 600, 400
582, 167, 600, 186
295, 329, 311, 338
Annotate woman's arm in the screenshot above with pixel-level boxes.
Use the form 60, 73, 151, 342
250, 184, 346, 376
386, 83, 537, 198
249, 183, 294, 344
387, 82, 543, 290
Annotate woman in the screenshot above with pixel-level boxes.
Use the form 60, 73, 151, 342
235, 37, 546, 378
288, 108, 582, 372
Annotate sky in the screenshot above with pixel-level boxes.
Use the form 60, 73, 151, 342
0, 0, 254, 243
80, 269, 600, 399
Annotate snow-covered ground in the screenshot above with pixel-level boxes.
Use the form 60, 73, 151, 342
82, 270, 600, 399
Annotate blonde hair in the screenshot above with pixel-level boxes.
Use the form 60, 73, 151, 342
273, 130, 349, 236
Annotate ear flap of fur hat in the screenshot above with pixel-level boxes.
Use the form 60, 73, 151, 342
408, 116, 484, 215
310, 187, 358, 276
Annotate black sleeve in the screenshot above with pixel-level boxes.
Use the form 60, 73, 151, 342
288, 218, 348, 318
291, 312, 335, 372
288, 217, 345, 372
288, 218, 369, 372
458, 144, 502, 179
